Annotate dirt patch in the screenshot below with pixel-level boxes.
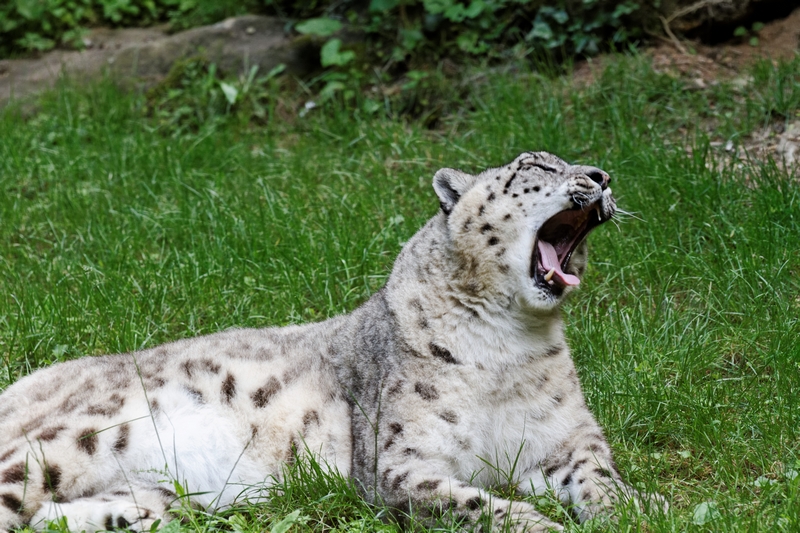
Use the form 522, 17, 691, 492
657, 5, 800, 75
737, 120, 800, 169
709, 18, 798, 66
637, 6, 799, 168
573, 6, 799, 89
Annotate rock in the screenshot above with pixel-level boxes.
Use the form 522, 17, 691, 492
776, 121, 800, 166
0, 15, 318, 108
109, 15, 317, 84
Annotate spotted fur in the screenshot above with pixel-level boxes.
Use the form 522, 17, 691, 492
0, 152, 664, 532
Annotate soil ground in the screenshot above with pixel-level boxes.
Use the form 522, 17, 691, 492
574, 6, 800, 167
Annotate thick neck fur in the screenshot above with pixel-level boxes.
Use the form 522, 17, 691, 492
384, 213, 565, 372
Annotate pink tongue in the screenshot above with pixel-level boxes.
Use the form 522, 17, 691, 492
538, 240, 580, 287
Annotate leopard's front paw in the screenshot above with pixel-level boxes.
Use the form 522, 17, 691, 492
575, 483, 668, 523
638, 489, 669, 513
492, 501, 563, 533
31, 500, 164, 533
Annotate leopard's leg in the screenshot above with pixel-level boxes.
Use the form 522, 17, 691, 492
520, 427, 667, 522
0, 493, 24, 533
29, 483, 176, 533
382, 468, 563, 532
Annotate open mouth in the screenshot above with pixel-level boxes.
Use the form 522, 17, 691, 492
530, 202, 608, 296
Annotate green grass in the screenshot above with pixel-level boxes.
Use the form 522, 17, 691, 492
1, 53, 799, 532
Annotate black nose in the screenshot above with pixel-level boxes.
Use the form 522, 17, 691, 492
587, 169, 610, 190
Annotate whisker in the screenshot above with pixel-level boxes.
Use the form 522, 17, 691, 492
613, 208, 645, 222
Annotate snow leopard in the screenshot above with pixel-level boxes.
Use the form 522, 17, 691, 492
0, 151, 664, 532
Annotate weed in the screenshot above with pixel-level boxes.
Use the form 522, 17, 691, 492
145, 57, 290, 135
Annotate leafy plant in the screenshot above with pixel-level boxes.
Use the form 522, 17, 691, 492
1, 0, 654, 63
295, 17, 342, 37
0, 0, 255, 57
734, 21, 765, 47
1, 0, 662, 130
274, 0, 651, 126
351, 0, 649, 65
320, 39, 355, 67
145, 57, 288, 135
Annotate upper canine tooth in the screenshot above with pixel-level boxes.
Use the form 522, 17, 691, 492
544, 268, 556, 282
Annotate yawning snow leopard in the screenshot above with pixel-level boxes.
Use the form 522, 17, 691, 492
0, 152, 664, 532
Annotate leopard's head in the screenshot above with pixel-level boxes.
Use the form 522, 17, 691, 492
433, 151, 615, 311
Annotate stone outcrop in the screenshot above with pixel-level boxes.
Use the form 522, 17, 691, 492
0, 15, 318, 107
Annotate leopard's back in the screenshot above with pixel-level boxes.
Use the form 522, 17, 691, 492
0, 324, 352, 527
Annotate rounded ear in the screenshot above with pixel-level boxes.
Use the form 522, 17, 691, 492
432, 168, 476, 215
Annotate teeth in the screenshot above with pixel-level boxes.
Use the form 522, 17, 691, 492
544, 268, 555, 282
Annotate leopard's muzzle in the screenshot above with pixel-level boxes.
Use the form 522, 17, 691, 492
530, 188, 615, 296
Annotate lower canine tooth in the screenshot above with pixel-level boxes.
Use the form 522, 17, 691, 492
544, 268, 555, 281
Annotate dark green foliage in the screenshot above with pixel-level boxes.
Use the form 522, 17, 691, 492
0, 0, 258, 57
265, 0, 655, 80
381, 67, 472, 127
144, 57, 229, 134
140, 52, 467, 130
144, 56, 288, 135
1, 0, 659, 65
356, 0, 648, 63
